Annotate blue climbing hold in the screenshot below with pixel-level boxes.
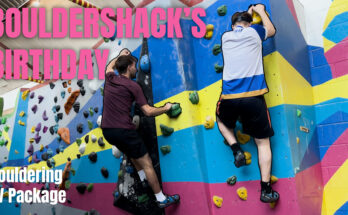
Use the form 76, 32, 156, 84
110, 25, 117, 41
118, 40, 122, 45
140, 55, 150, 73
61, 91, 65, 99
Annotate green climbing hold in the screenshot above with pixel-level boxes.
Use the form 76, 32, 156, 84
0, 139, 4, 147
1, 117, 7, 124
104, 37, 110, 42
4, 125, 9, 132
76, 138, 82, 146
217, 5, 227, 16
118, 170, 123, 178
215, 63, 223, 73
166, 103, 182, 118
87, 183, 94, 192
138, 194, 150, 203
160, 145, 171, 155
65, 180, 71, 190
189, 91, 199, 104
297, 109, 302, 117
160, 124, 174, 136
88, 120, 93, 130
89, 108, 94, 117
213, 44, 222, 55
70, 168, 76, 176
0, 131, 2, 137
227, 176, 237, 185
100, 87, 104, 96
0, 97, 3, 117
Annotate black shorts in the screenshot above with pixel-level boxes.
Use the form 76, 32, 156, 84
216, 95, 274, 139
102, 128, 147, 159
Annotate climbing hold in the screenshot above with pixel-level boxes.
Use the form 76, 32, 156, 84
100, 87, 104, 96
28, 156, 32, 163
271, 175, 278, 184
42, 111, 48, 121
54, 96, 57, 103
73, 102, 80, 113
31, 126, 36, 133
118, 170, 123, 178
104, 37, 110, 42
297, 109, 302, 117
237, 187, 248, 200
55, 115, 59, 123
57, 128, 70, 145
189, 91, 199, 104
89, 82, 99, 94
76, 138, 82, 146
140, 55, 150, 73
300, 126, 309, 133
56, 148, 60, 154
213, 195, 223, 208
89, 107, 94, 117
1, 117, 6, 124
57, 113, 63, 120
101, 167, 109, 178
77, 154, 81, 159
64, 90, 80, 115
41, 153, 48, 161
49, 126, 54, 135
61, 91, 65, 99
68, 87, 72, 93
251, 11, 270, 25
47, 158, 55, 168
214, 63, 223, 73
80, 88, 86, 96
244, 152, 251, 165
87, 183, 94, 192
19, 111, 25, 117
40, 144, 44, 151
204, 116, 215, 129
79, 143, 86, 154
166, 103, 182, 118
97, 115, 102, 127
160, 145, 171, 155
88, 152, 97, 163
30, 92, 35, 99
18, 120, 25, 126
88, 120, 93, 130
160, 124, 174, 136
34, 133, 41, 143
77, 80, 84, 88
213, 44, 222, 55
68, 80, 71, 85
269, 201, 277, 209
49, 82, 55, 89
83, 111, 89, 118
85, 135, 89, 144
62, 81, 67, 88
47, 148, 53, 157
226, 176, 237, 185
112, 145, 122, 158
38, 95, 44, 104
91, 135, 97, 143
94, 107, 98, 113
217, 5, 227, 16
4, 125, 9, 132
33, 154, 40, 163
65, 180, 71, 190
138, 194, 149, 203
204, 24, 214, 39
76, 183, 87, 194
98, 137, 105, 147
77, 123, 83, 134
237, 130, 250, 144
296, 137, 300, 144
22, 90, 30, 101
27, 144, 34, 155
31, 105, 38, 114
43, 126, 48, 133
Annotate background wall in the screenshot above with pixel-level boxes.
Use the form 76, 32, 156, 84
0, 0, 347, 215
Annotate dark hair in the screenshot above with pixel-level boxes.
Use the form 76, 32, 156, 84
231, 11, 252, 25
114, 55, 138, 74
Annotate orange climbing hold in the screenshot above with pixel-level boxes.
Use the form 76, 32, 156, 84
58, 128, 71, 145
213, 195, 223, 208
59, 160, 72, 190
237, 187, 248, 200
68, 87, 72, 93
64, 90, 80, 115
237, 130, 250, 144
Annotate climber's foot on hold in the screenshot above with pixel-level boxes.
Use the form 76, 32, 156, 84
260, 190, 279, 203
156, 194, 180, 208
234, 150, 246, 168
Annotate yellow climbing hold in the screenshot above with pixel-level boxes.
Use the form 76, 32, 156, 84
237, 187, 248, 200
206, 24, 214, 31
213, 195, 223, 208
237, 130, 250, 144
204, 24, 214, 39
29, 138, 34, 144
300, 126, 309, 133
204, 116, 215, 129
15, 150, 19, 154
270, 201, 277, 208
251, 11, 270, 25
22, 90, 30, 101
3, 191, 8, 198
18, 120, 25, 126
246, 159, 251, 165
296, 137, 300, 144
271, 175, 278, 184
19, 111, 25, 117
40, 144, 44, 151
244, 151, 252, 165
31, 126, 36, 133
28, 156, 32, 163
26, 180, 30, 185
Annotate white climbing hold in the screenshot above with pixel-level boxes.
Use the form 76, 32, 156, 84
79, 143, 86, 154
97, 115, 102, 127
91, 135, 97, 143
88, 81, 99, 94
112, 145, 122, 158
132, 115, 140, 129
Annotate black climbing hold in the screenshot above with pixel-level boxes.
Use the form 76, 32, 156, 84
83, 111, 89, 118
49, 126, 54, 135
77, 123, 83, 133
85, 135, 89, 144
41, 153, 48, 161
77, 80, 84, 88
56, 148, 60, 154
98, 137, 105, 147
46, 160, 52, 168
76, 183, 87, 194
77, 154, 81, 159
101, 167, 109, 178
67, 157, 71, 162
94, 107, 98, 113
49, 82, 55, 89
62, 81, 67, 88
67, 199, 72, 204
56, 105, 60, 112
88, 152, 97, 163
80, 88, 86, 96
54, 96, 57, 103
73, 102, 80, 113
57, 113, 63, 120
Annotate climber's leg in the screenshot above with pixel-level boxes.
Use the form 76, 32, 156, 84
135, 153, 161, 193
254, 137, 272, 182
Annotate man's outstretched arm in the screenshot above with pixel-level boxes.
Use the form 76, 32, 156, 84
105, 48, 131, 74
141, 103, 172, 117
250, 4, 276, 38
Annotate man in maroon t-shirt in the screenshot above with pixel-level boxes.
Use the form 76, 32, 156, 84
101, 48, 180, 208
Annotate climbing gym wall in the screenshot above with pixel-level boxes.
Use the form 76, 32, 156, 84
0, 0, 347, 215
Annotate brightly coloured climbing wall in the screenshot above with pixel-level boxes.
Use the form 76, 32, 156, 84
0, 0, 347, 215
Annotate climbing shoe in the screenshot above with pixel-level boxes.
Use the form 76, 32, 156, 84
234, 150, 246, 168
260, 190, 279, 203
156, 194, 180, 208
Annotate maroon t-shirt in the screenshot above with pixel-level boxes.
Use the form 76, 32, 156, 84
101, 72, 147, 129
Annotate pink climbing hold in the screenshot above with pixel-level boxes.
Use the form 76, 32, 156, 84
31, 105, 38, 114
42, 111, 48, 121
43, 126, 48, 133
38, 95, 44, 104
